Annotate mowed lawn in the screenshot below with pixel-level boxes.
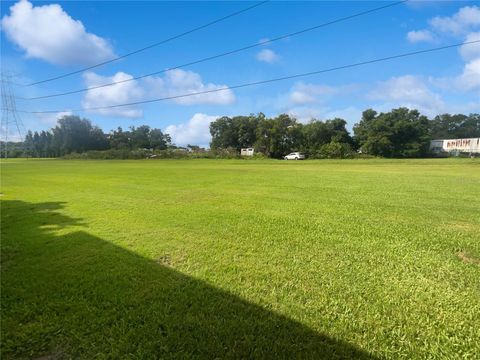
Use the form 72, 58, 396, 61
1, 158, 479, 359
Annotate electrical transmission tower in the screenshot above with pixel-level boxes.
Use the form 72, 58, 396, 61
1, 72, 26, 159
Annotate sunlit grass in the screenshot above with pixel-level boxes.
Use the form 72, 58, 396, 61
1, 158, 479, 359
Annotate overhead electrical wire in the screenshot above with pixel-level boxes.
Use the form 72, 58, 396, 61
15, 40, 479, 114
20, 0, 407, 100
24, 1, 269, 86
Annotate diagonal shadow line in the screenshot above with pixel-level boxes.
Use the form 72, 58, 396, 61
1, 200, 380, 359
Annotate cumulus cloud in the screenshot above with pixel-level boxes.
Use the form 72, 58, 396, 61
456, 58, 480, 91
286, 107, 323, 124
285, 105, 363, 127
459, 32, 480, 61
81, 69, 234, 118
290, 91, 316, 105
165, 113, 218, 147
407, 29, 434, 43
145, 69, 235, 105
406, 6, 480, 50
265, 82, 361, 124
368, 75, 445, 117
0, 124, 24, 142
82, 72, 144, 118
256, 49, 279, 63
1, 0, 114, 66
405, 6, 480, 97
429, 6, 480, 36
323, 107, 362, 127
289, 82, 342, 105
36, 111, 73, 125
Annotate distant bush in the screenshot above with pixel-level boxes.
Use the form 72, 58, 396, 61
248, 153, 269, 160
63, 148, 251, 160
307, 142, 354, 159
64, 149, 147, 160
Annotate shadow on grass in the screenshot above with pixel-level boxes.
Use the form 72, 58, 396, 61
1, 200, 378, 359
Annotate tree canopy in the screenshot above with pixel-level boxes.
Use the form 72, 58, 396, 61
209, 113, 353, 158
7, 108, 480, 159
23, 115, 171, 158
429, 113, 480, 140
109, 125, 171, 150
353, 108, 431, 158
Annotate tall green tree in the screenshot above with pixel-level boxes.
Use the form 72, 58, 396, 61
210, 116, 240, 150
109, 126, 171, 150
51, 115, 108, 155
149, 128, 171, 150
109, 127, 131, 149
255, 114, 302, 158
301, 118, 353, 157
354, 108, 430, 158
429, 113, 480, 139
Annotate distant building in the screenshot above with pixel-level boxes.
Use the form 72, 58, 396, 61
240, 147, 255, 156
430, 138, 480, 154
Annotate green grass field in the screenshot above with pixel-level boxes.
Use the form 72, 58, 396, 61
1, 158, 479, 359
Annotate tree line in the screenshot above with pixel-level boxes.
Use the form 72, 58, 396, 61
210, 109, 479, 158
20, 116, 171, 158
2, 109, 479, 158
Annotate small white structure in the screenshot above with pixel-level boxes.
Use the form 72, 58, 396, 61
430, 138, 480, 154
240, 147, 255, 156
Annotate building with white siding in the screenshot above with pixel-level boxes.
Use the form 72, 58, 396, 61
430, 138, 480, 154
240, 148, 255, 156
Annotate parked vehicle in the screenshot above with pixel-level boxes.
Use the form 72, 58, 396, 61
284, 152, 305, 160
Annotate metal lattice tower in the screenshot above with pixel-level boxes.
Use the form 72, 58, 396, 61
1, 72, 26, 158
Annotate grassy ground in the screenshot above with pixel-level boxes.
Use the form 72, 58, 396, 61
1, 158, 479, 359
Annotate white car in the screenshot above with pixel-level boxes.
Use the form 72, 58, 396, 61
284, 152, 305, 160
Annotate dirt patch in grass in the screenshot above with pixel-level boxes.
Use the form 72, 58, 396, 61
156, 253, 187, 267
457, 251, 480, 266
34, 352, 63, 360
157, 254, 171, 266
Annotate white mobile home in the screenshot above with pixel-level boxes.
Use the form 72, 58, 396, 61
430, 138, 480, 154
240, 148, 255, 156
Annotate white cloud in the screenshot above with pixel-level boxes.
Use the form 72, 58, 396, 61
407, 29, 434, 43
0, 124, 24, 142
82, 72, 144, 118
405, 6, 480, 98
81, 69, 234, 118
145, 69, 235, 105
323, 107, 362, 128
290, 91, 316, 105
285, 105, 363, 128
456, 58, 480, 91
289, 82, 341, 105
1, 0, 114, 66
165, 113, 218, 147
286, 107, 323, 124
36, 111, 73, 125
429, 6, 480, 36
368, 75, 445, 117
459, 32, 480, 61
264, 82, 362, 124
256, 49, 279, 63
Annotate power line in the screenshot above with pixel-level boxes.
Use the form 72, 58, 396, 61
1, 72, 27, 158
18, 40, 479, 115
24, 1, 269, 87
20, 0, 407, 100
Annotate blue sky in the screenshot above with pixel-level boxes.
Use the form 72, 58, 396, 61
1, 0, 479, 146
